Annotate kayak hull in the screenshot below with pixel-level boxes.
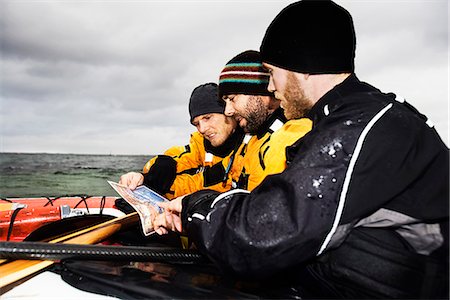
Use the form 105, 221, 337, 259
0, 196, 124, 242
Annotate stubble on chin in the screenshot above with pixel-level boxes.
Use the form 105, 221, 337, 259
279, 73, 313, 120
238, 96, 269, 134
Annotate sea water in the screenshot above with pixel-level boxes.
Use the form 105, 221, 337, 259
0, 153, 152, 198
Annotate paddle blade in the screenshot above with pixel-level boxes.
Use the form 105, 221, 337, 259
24, 214, 115, 242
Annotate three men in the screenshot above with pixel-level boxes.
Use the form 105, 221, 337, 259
154, 1, 449, 298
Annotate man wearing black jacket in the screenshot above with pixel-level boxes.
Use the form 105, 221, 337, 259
154, 1, 449, 298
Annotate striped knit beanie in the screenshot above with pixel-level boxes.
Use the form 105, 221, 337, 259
218, 50, 272, 98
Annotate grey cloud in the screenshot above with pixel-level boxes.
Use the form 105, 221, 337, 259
0, 1, 447, 154
348, 1, 447, 37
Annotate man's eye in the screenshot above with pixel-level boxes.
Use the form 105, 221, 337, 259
224, 95, 235, 102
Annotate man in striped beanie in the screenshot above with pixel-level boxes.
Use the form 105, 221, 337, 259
215, 50, 312, 190
219, 50, 273, 99
219, 50, 280, 134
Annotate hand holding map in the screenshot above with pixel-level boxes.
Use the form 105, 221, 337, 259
108, 181, 169, 236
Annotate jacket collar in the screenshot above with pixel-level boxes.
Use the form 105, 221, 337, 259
204, 126, 245, 158
255, 107, 287, 139
306, 74, 375, 125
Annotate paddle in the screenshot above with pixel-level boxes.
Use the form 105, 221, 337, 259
0, 241, 205, 263
24, 214, 116, 242
0, 212, 139, 293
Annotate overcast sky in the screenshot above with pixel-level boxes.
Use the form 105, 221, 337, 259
0, 0, 448, 155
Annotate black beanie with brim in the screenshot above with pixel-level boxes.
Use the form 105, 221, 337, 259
189, 83, 224, 124
260, 0, 356, 74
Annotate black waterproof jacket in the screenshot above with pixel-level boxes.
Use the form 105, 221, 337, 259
182, 74, 449, 298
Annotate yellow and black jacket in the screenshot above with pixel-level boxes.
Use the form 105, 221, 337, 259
142, 128, 244, 199
229, 108, 312, 191
143, 109, 311, 198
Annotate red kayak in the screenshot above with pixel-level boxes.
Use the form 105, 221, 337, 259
0, 196, 124, 242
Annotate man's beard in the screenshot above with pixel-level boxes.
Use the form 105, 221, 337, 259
279, 73, 313, 120
242, 96, 270, 133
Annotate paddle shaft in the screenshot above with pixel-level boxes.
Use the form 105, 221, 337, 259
0, 241, 204, 263
0, 212, 139, 291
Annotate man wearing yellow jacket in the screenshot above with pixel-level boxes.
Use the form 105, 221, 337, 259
217, 50, 312, 190
147, 51, 312, 197
149, 50, 312, 196
119, 83, 244, 199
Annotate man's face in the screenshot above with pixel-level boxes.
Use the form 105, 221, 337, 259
192, 113, 236, 147
222, 94, 271, 133
263, 62, 314, 120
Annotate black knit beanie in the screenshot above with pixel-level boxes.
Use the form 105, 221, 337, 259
189, 83, 224, 124
218, 50, 272, 98
260, 0, 356, 74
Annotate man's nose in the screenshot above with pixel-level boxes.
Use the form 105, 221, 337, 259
224, 101, 235, 117
197, 121, 208, 134
267, 76, 276, 93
